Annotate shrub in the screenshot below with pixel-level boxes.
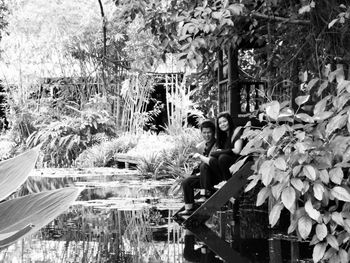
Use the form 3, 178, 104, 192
136, 128, 202, 179
27, 109, 116, 167
75, 134, 139, 168
243, 69, 350, 262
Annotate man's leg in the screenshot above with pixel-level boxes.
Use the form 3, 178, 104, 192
179, 175, 200, 215
181, 175, 200, 204
199, 162, 222, 199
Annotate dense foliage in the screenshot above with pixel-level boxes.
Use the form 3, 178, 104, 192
242, 67, 350, 262
119, 0, 350, 101
0, 0, 8, 39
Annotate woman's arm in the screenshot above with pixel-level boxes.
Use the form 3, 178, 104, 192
230, 126, 244, 154
231, 138, 243, 154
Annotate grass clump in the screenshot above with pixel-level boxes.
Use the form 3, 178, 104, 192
75, 134, 139, 168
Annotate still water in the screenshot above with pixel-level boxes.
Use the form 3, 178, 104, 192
0, 168, 312, 263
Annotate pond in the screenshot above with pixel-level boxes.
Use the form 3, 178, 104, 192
0, 168, 312, 263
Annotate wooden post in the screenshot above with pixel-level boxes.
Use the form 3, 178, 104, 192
218, 50, 224, 112
228, 47, 240, 117
268, 199, 283, 263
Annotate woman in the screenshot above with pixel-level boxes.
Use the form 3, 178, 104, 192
199, 111, 244, 200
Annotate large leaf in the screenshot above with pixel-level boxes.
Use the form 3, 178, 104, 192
291, 178, 304, 192
331, 212, 344, 226
269, 202, 284, 227
331, 187, 350, 202
295, 95, 310, 106
313, 183, 325, 201
260, 160, 275, 186
274, 157, 287, 171
303, 165, 317, 181
229, 156, 249, 175
316, 223, 327, 241
0, 147, 40, 201
319, 170, 330, 184
305, 199, 321, 222
329, 167, 343, 185
313, 96, 329, 116
298, 216, 312, 239
281, 186, 295, 211
0, 224, 34, 248
272, 125, 287, 142
0, 187, 81, 247
326, 114, 347, 136
295, 113, 314, 123
326, 234, 339, 250
256, 187, 270, 206
313, 242, 327, 263
266, 101, 280, 120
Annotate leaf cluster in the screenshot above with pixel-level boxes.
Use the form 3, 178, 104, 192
243, 68, 350, 262
26, 108, 116, 168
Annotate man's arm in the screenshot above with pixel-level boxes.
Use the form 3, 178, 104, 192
193, 153, 210, 165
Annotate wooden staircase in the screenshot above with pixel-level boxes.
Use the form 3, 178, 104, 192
173, 161, 254, 263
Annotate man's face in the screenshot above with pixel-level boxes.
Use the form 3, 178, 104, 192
201, 127, 214, 143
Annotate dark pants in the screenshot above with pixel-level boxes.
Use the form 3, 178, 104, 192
209, 153, 237, 181
199, 162, 221, 192
181, 175, 200, 204
181, 163, 218, 203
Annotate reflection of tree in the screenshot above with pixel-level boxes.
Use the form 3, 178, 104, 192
39, 205, 181, 262
40, 206, 129, 262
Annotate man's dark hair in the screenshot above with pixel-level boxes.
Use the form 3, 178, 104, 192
200, 119, 215, 133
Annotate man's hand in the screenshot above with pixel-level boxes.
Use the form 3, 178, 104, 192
192, 153, 201, 159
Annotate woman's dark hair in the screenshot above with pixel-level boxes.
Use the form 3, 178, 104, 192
200, 119, 215, 133
216, 111, 235, 149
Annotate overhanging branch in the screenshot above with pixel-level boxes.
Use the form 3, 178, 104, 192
251, 12, 310, 25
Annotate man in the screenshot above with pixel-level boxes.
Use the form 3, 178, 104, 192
179, 119, 216, 216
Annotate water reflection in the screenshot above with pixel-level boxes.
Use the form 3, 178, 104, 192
0, 171, 313, 263
0, 172, 185, 263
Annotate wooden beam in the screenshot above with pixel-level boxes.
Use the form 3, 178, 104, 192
182, 161, 254, 227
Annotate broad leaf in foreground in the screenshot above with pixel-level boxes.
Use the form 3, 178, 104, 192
0, 187, 81, 247
0, 147, 40, 201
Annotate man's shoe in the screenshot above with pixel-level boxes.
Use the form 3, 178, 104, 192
196, 196, 207, 203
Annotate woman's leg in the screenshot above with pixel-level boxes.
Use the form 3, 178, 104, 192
217, 154, 237, 180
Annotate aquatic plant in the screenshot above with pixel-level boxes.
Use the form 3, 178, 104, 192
137, 152, 165, 179
0, 147, 80, 248
243, 68, 350, 262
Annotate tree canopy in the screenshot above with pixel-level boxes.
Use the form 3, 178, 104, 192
119, 0, 350, 91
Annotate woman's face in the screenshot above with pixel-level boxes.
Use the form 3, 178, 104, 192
218, 117, 230, 132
